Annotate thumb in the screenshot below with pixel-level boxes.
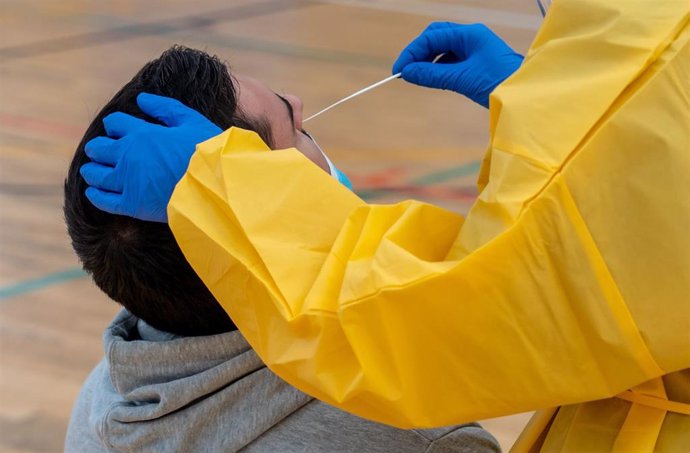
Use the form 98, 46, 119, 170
401, 61, 466, 91
137, 92, 208, 127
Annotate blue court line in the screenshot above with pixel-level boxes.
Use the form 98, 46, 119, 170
410, 160, 482, 186
0, 267, 87, 301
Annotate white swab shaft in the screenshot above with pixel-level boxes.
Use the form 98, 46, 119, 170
303, 72, 401, 123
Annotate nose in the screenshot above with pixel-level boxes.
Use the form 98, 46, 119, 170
284, 94, 304, 130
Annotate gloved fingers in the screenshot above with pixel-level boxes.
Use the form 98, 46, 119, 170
85, 187, 124, 217
392, 28, 463, 75
103, 112, 152, 139
137, 92, 207, 128
84, 136, 121, 166
80, 162, 124, 193
400, 61, 465, 91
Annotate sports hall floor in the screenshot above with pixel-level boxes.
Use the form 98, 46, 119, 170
0, 1, 542, 451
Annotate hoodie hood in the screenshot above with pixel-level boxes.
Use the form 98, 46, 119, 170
68, 310, 311, 452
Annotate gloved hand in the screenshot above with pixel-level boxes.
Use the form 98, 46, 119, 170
80, 92, 222, 222
392, 22, 524, 108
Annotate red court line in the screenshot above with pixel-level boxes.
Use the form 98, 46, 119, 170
351, 166, 409, 186
0, 112, 477, 204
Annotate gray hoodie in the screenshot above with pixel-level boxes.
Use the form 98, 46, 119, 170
65, 311, 501, 453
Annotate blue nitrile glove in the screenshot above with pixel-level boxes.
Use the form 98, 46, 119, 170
392, 22, 524, 108
80, 93, 222, 222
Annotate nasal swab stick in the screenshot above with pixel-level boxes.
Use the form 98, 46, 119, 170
303, 54, 445, 123
303, 72, 401, 123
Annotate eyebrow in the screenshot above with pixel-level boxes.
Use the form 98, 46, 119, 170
275, 93, 295, 124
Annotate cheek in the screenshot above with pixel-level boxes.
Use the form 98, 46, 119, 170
295, 134, 329, 174
272, 126, 297, 150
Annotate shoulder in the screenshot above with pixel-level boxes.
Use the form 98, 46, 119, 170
414, 424, 501, 453
64, 360, 116, 453
246, 399, 500, 453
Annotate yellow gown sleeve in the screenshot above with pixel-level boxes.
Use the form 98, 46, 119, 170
168, 0, 690, 428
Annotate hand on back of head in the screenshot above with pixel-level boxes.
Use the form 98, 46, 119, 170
80, 93, 221, 223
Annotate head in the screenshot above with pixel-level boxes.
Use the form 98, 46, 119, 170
64, 45, 335, 336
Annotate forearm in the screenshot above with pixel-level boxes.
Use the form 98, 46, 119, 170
169, 129, 663, 428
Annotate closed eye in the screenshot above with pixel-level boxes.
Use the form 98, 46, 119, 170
275, 93, 294, 124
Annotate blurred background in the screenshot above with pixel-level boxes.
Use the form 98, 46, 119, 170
0, 1, 541, 451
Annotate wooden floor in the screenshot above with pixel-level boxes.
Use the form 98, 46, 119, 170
0, 1, 542, 451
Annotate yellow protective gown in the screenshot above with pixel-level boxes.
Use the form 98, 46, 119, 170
168, 0, 690, 450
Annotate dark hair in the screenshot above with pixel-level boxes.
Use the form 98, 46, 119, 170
64, 46, 272, 336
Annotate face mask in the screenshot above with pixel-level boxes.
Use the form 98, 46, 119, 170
322, 152, 353, 190
303, 131, 353, 191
